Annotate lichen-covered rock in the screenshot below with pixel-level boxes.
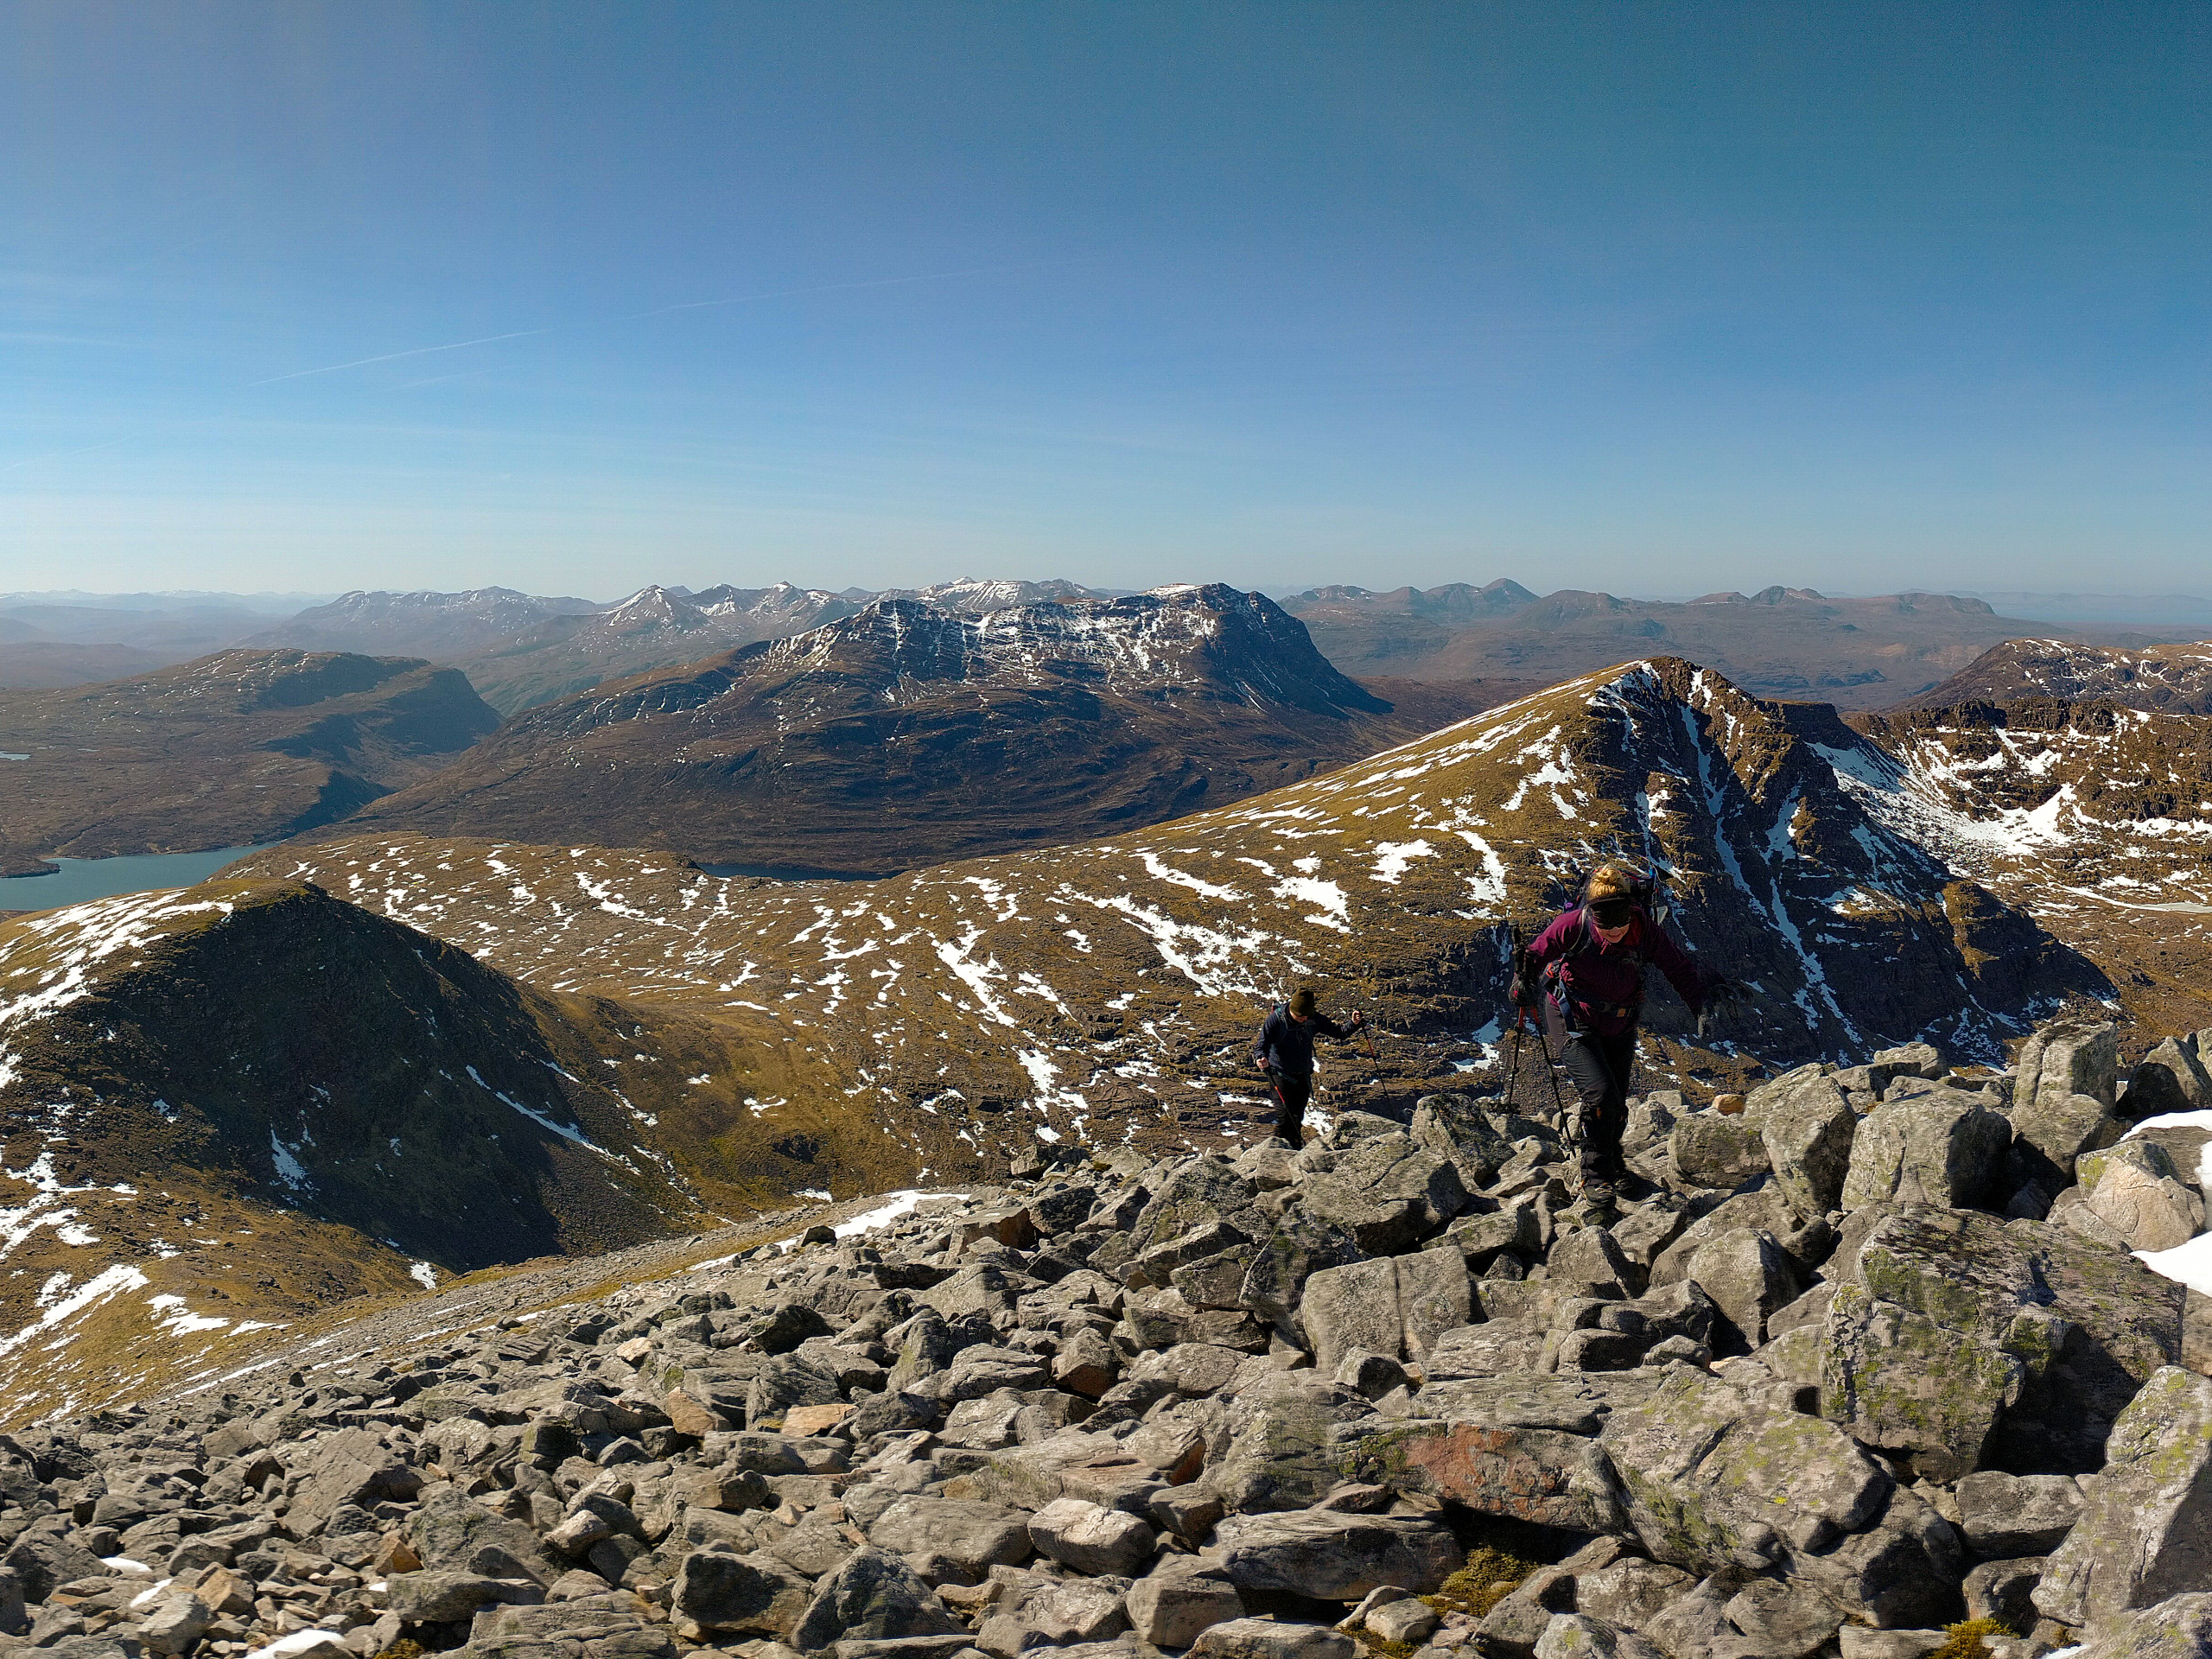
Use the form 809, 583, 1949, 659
788, 1548, 963, 1653
1339, 1413, 1625, 1533
1821, 1281, 2024, 1481
1535, 1612, 1669, 1659
2074, 1593, 2212, 1659
1202, 1372, 1376, 1514
1412, 1093, 1516, 1192
1599, 1364, 1892, 1573
1827, 1205, 2185, 1473
2036, 1367, 2212, 1630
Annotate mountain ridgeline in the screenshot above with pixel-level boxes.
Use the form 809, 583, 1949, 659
322, 585, 1496, 876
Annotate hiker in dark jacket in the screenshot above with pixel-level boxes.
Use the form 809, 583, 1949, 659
1252, 986, 1365, 1145
1516, 862, 1726, 1202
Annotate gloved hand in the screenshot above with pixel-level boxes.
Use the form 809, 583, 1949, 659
1697, 976, 1745, 1038
1349, 1010, 1367, 1027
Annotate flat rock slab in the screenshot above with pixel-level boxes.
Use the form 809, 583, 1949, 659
1213, 1510, 1460, 1601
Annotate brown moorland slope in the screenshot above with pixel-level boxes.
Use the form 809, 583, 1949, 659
0, 648, 500, 877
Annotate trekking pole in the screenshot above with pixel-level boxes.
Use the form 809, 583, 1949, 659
1503, 1012, 1525, 1113
1534, 1023, 1573, 1127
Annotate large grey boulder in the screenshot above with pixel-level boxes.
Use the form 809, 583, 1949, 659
1299, 1132, 1469, 1253
1237, 1212, 1366, 1322
1753, 1075, 1859, 1222
866, 1496, 1031, 1576
669, 1548, 816, 1640
1535, 1612, 1669, 1659
405, 1491, 564, 1586
388, 1572, 543, 1624
1125, 1560, 1244, 1649
1027, 1497, 1154, 1578
1954, 1471, 2083, 1559
976, 1573, 1132, 1653
1413, 1093, 1516, 1191
1685, 1228, 1801, 1351
2078, 1141, 2206, 1253
1202, 1372, 1377, 1514
1823, 1205, 2184, 1474
2013, 1091, 2127, 1192
1342, 1390, 1627, 1533
789, 1548, 963, 1653
1671, 1114, 1772, 1190
2018, 1020, 2121, 1114
1134, 1157, 1262, 1251
1599, 1363, 1889, 1562
1841, 1091, 2012, 1211
2125, 1039, 2212, 1120
2037, 1367, 2212, 1631
1189, 1617, 1357, 1659
1821, 1281, 2025, 1482
1299, 1259, 1402, 1376
1300, 1246, 1471, 1371
288, 1427, 425, 1535
1213, 1510, 1460, 1599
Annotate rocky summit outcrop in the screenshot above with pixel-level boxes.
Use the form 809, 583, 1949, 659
3, 1012, 2208, 1659
326, 585, 1464, 877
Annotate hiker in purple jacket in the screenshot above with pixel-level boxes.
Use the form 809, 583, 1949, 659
1515, 863, 1729, 1204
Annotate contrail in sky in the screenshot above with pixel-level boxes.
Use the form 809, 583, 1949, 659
629, 264, 1026, 319
233, 264, 1046, 393
245, 329, 548, 387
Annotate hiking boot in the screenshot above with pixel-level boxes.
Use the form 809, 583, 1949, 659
1575, 1157, 1617, 1208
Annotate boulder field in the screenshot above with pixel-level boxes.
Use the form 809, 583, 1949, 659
3, 1018, 2209, 1659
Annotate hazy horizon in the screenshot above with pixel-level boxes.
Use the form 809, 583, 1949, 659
7, 3, 2208, 600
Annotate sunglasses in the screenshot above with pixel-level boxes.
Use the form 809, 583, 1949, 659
1589, 900, 1633, 927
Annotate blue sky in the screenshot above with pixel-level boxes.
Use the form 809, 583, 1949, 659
3, 3, 2206, 600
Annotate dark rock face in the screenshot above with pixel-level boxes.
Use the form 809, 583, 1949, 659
0, 879, 703, 1274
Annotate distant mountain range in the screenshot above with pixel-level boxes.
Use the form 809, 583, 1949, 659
328, 584, 1511, 875
21, 575, 2196, 712
1274, 582, 2194, 707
